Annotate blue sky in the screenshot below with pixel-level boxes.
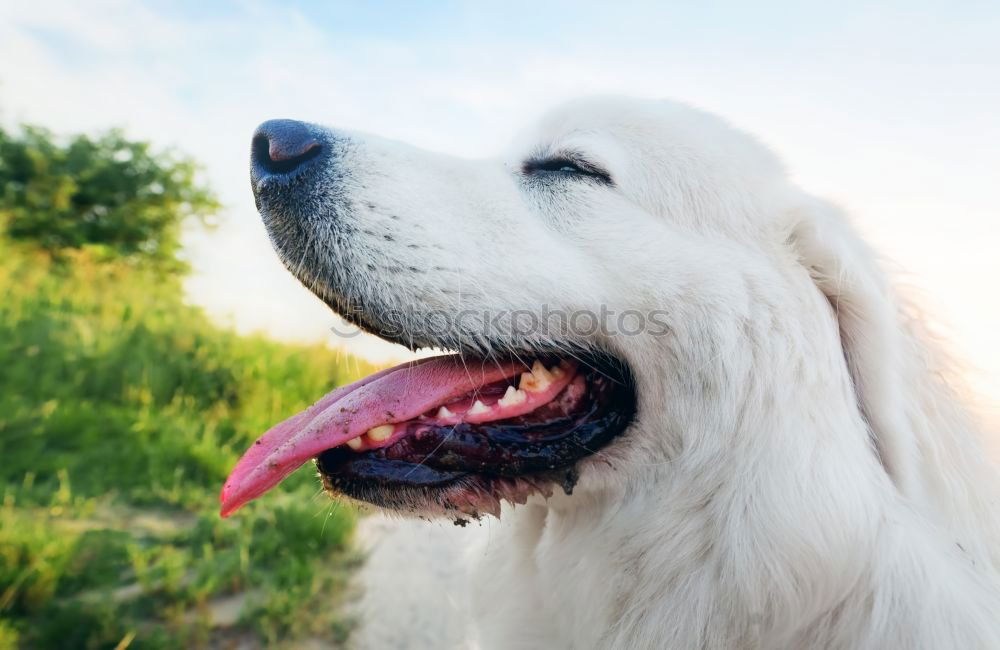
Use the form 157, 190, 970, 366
1, 0, 998, 404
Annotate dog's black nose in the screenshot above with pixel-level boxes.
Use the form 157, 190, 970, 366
251, 119, 323, 178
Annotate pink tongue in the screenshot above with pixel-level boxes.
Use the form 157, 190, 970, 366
219, 355, 526, 517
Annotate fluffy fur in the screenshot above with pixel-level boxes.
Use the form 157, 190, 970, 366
258, 97, 1000, 648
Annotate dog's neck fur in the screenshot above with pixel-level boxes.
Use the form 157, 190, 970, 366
472, 268, 1000, 649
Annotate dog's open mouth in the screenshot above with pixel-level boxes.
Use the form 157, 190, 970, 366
220, 351, 634, 518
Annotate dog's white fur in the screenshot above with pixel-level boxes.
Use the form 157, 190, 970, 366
272, 97, 1000, 648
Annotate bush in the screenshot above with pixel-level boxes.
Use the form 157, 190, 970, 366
0, 125, 218, 269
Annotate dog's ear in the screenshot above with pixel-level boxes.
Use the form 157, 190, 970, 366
788, 197, 920, 497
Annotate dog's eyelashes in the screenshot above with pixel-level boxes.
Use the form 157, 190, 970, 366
522, 157, 612, 183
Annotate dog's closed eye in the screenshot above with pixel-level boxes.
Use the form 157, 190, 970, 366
522, 155, 612, 184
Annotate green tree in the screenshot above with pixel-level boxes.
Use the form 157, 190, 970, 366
0, 125, 218, 269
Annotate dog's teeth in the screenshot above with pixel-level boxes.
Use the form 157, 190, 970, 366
367, 425, 394, 442
520, 368, 552, 392
437, 405, 455, 419
549, 364, 565, 379
519, 360, 555, 393
498, 385, 527, 408
346, 437, 363, 450
468, 400, 490, 415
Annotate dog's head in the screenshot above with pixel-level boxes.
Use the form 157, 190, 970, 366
221, 97, 914, 519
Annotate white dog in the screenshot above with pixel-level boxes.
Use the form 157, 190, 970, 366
224, 97, 1000, 649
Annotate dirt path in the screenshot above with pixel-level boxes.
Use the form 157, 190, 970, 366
348, 515, 492, 649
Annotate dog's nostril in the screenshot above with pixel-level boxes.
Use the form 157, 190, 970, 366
252, 119, 323, 177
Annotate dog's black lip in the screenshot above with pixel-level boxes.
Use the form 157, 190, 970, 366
315, 356, 636, 509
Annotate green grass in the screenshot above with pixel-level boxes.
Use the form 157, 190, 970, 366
0, 239, 378, 649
